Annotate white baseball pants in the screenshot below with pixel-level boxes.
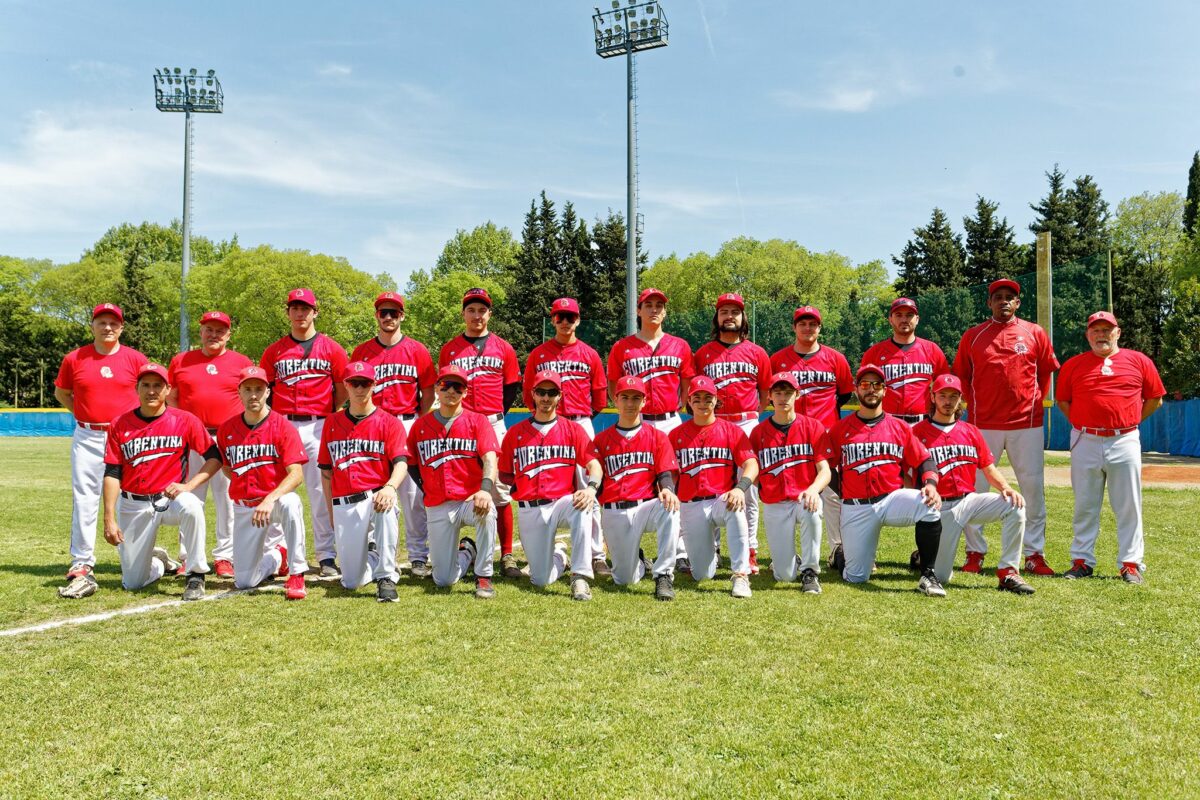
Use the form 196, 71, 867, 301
567, 415, 606, 563
332, 491, 399, 589
965, 427, 1046, 556
1069, 429, 1144, 568
932, 493, 1025, 585
116, 493, 208, 590
762, 500, 823, 580
427, 500, 497, 586
518, 495, 592, 585
602, 500, 679, 584
731, 416, 762, 550
182, 449, 234, 562
822, 486, 843, 551
290, 418, 336, 561
231, 493, 309, 589
645, 413, 682, 435
487, 416, 513, 507
841, 490, 940, 584
680, 496, 750, 580
397, 415, 429, 562
68, 425, 108, 567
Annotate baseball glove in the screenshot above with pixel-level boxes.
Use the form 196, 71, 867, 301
58, 574, 98, 599
909, 549, 922, 572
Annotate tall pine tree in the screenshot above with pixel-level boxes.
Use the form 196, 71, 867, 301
1184, 151, 1200, 236
1029, 164, 1077, 267
1067, 174, 1110, 260
892, 207, 967, 296
963, 196, 1021, 284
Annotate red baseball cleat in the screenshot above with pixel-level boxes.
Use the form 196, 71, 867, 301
1119, 562, 1145, 585
276, 545, 288, 577
214, 559, 235, 578
1023, 552, 1056, 576
284, 573, 307, 600
748, 548, 760, 575
960, 551, 984, 573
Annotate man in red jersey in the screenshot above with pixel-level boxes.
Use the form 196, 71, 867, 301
101, 364, 220, 601
438, 287, 522, 579
750, 372, 833, 594
523, 297, 610, 577
859, 297, 949, 425
670, 375, 759, 599
769, 305, 854, 570
260, 288, 349, 579
607, 287, 696, 435
407, 366, 500, 599
167, 310, 254, 577
693, 292, 772, 573
318, 362, 408, 602
351, 292, 437, 578
55, 303, 147, 598
953, 279, 1059, 576
829, 365, 945, 597
1057, 311, 1165, 585
501, 371, 603, 601
218, 366, 311, 600
911, 375, 1033, 594
594, 376, 681, 601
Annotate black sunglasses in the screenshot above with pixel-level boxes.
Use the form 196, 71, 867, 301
377, 308, 401, 319
533, 388, 561, 398
438, 382, 466, 393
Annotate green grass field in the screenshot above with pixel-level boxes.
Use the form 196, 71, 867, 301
1, 437, 1197, 799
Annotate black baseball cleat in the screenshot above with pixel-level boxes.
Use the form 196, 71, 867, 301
828, 545, 846, 573
675, 557, 692, 576
182, 573, 206, 601
638, 548, 654, 577
654, 574, 675, 601
376, 577, 398, 602
998, 572, 1036, 595
318, 558, 341, 579
409, 559, 433, 579
801, 568, 822, 594
1063, 560, 1094, 580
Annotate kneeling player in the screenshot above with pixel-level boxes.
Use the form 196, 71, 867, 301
670, 376, 759, 598
501, 371, 602, 601
218, 366, 311, 600
594, 376, 681, 600
101, 364, 219, 601
911, 375, 1033, 594
318, 362, 408, 602
750, 373, 833, 593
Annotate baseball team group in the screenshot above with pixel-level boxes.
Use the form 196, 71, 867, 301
52, 278, 1166, 603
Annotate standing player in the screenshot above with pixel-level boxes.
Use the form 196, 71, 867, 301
438, 288, 522, 579
260, 288, 349, 578
167, 310, 253, 577
670, 376, 759, 598
607, 288, 696, 435
594, 376, 681, 601
317, 362, 408, 602
769, 305, 855, 570
829, 365, 945, 596
693, 292, 772, 573
101, 364, 219, 601
750, 373, 833, 593
859, 297, 949, 425
523, 297, 610, 577
912, 375, 1034, 594
1056, 311, 1165, 584
407, 366, 500, 599
501, 371, 602, 601
351, 291, 437, 578
953, 279, 1059, 576
218, 366, 310, 600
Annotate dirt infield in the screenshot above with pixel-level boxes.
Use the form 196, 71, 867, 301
1026, 453, 1200, 491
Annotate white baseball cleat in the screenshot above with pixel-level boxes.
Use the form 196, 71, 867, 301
731, 573, 752, 599
917, 570, 947, 597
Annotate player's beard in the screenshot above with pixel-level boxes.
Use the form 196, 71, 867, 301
858, 393, 882, 409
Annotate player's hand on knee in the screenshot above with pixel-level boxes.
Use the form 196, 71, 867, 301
252, 499, 275, 527
799, 489, 820, 512
920, 485, 941, 510
472, 490, 494, 517
1002, 488, 1025, 508
572, 487, 597, 511
658, 488, 680, 512
373, 486, 397, 513
723, 488, 746, 511
163, 482, 186, 500
103, 521, 124, 545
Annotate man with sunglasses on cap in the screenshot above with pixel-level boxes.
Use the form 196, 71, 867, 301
101, 363, 220, 601
438, 287, 522, 580
860, 297, 949, 427
594, 375, 681, 601
317, 361, 408, 602
351, 292, 437, 578
55, 303, 148, 599
406, 366, 500, 599
501, 371, 603, 601
260, 288, 349, 579
167, 310, 254, 578
953, 279, 1059, 576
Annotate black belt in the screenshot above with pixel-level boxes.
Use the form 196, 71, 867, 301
941, 494, 966, 503
843, 493, 888, 506
518, 498, 552, 508
686, 494, 718, 503
121, 491, 164, 502
603, 498, 649, 510
287, 414, 323, 422
561, 414, 589, 421
399, 413, 417, 421
643, 412, 678, 421
206, 427, 218, 435
894, 414, 925, 424
332, 488, 383, 506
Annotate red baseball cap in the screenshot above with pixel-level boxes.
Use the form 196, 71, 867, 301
890, 297, 918, 314
716, 292, 744, 310
613, 375, 647, 396
436, 365, 470, 385
92, 303, 124, 322
531, 370, 563, 390
136, 363, 169, 383
793, 305, 822, 323
287, 288, 318, 308
344, 361, 376, 382
199, 310, 231, 328
768, 372, 800, 390
638, 287, 667, 305
374, 292, 405, 310
930, 374, 964, 395
549, 297, 580, 316
855, 364, 886, 383
237, 365, 270, 386
687, 375, 719, 398
988, 279, 1021, 296
1087, 310, 1118, 327
462, 287, 492, 308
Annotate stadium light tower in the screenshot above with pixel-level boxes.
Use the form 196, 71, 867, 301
593, 1, 668, 334
153, 67, 224, 351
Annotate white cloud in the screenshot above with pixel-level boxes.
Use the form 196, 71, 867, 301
317, 62, 353, 78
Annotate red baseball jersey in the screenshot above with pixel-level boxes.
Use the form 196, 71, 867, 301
104, 407, 213, 495
693, 339, 772, 414
500, 418, 597, 501
750, 415, 833, 504
55, 344, 147, 424
259, 333, 349, 416
168, 348, 254, 429
912, 419, 994, 498
607, 334, 696, 415
407, 410, 501, 506
827, 414, 931, 500
317, 409, 407, 498
594, 424, 679, 504
438, 334, 521, 415
350, 336, 437, 416
768, 345, 854, 430
1057, 348, 1165, 430
859, 337, 949, 417
953, 318, 1058, 430
669, 419, 756, 502
523, 338, 606, 416
217, 410, 308, 502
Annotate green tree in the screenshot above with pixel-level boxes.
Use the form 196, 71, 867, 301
1184, 151, 1200, 236
0, 257, 75, 407
892, 208, 967, 296
501, 193, 566, 357
1029, 164, 1078, 267
403, 270, 508, 353
1067, 174, 1110, 259
1161, 278, 1200, 397
577, 210, 636, 355
963, 196, 1021, 285
1108, 192, 1184, 363
431, 222, 520, 287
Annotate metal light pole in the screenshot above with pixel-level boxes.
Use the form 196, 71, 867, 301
153, 67, 223, 351
593, 2, 668, 334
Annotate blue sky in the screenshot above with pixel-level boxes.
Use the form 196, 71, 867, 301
2, 0, 1198, 288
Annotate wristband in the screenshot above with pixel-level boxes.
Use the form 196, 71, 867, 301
481, 478, 496, 494
921, 471, 938, 487
586, 479, 601, 492
736, 476, 753, 492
